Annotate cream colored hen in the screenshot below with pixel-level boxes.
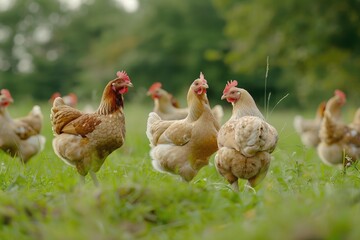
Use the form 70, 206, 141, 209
0, 89, 45, 163
147, 82, 187, 120
147, 81, 224, 123
146, 73, 220, 181
293, 101, 326, 148
215, 81, 278, 191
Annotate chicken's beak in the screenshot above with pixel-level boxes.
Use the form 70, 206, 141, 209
221, 94, 227, 100
203, 83, 209, 89
126, 82, 134, 88
4, 97, 14, 103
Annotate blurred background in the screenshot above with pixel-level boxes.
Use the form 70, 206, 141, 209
0, 0, 359, 108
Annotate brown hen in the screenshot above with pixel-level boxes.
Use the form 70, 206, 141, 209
0, 89, 45, 162
51, 71, 133, 185
317, 90, 360, 166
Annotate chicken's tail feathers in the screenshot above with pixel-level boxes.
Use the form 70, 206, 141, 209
212, 105, 224, 124
50, 97, 65, 125
29, 105, 44, 121
38, 135, 46, 152
146, 112, 161, 147
53, 97, 65, 107
293, 115, 304, 133
27, 135, 46, 153
31, 105, 42, 116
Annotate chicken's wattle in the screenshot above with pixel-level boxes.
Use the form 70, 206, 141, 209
196, 88, 206, 95
119, 87, 128, 94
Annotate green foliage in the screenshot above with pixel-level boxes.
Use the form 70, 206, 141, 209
215, 0, 360, 107
0, 0, 231, 104
1, 103, 360, 239
79, 0, 231, 103
1, 0, 360, 107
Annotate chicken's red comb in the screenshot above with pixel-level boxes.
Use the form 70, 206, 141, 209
223, 80, 238, 94
1, 89, 12, 99
335, 89, 346, 102
199, 72, 207, 83
148, 82, 162, 93
116, 71, 131, 82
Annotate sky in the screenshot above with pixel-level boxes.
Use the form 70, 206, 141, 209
0, 0, 139, 12
59, 0, 139, 12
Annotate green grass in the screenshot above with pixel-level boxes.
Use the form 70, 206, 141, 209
1, 102, 360, 240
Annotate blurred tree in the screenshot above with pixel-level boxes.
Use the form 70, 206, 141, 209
77, 0, 231, 104
0, 0, 65, 100
1, 0, 231, 104
214, 0, 360, 107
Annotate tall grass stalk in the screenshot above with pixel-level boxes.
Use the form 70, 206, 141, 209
264, 56, 289, 119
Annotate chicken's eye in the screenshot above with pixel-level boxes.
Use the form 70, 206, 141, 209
195, 82, 199, 86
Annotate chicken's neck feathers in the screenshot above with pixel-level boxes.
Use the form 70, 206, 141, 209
96, 83, 124, 115
325, 97, 343, 121
186, 90, 210, 121
0, 107, 13, 122
232, 91, 264, 120
155, 96, 175, 113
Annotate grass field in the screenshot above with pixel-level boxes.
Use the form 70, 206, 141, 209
1, 102, 360, 240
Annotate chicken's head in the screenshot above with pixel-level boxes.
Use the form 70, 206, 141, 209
111, 71, 134, 95
49, 92, 61, 104
147, 82, 163, 99
221, 80, 240, 103
191, 72, 208, 95
67, 93, 78, 104
0, 89, 14, 107
334, 89, 346, 105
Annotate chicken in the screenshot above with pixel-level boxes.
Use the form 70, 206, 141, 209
147, 82, 190, 120
147, 81, 224, 123
0, 89, 46, 163
146, 73, 220, 181
317, 90, 360, 166
214, 81, 278, 191
349, 108, 360, 132
50, 71, 133, 185
49, 92, 78, 108
148, 82, 181, 108
293, 101, 326, 148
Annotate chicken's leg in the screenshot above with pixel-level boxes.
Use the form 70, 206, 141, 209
90, 171, 99, 187
79, 175, 86, 185
231, 181, 239, 192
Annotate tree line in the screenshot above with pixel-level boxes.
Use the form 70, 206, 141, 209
0, 0, 359, 107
